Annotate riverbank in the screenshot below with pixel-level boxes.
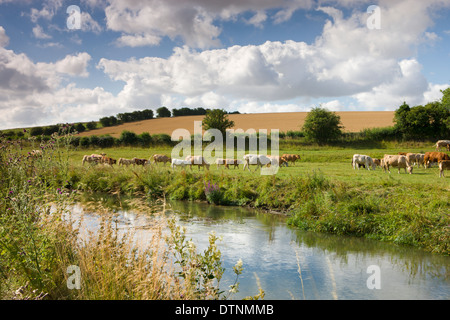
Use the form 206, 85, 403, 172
67, 162, 449, 255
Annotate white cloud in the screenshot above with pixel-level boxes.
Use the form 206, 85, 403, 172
103, 0, 318, 48
30, 0, 63, 22
32, 25, 52, 39
0, 26, 9, 47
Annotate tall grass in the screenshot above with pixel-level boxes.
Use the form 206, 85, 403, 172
0, 134, 254, 300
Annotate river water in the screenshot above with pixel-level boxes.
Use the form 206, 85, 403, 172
70, 198, 450, 300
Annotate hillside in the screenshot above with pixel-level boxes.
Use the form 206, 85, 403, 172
77, 111, 395, 138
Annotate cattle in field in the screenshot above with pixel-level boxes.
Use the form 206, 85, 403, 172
405, 153, 419, 166
82, 155, 101, 165
185, 155, 210, 170
151, 154, 171, 166
438, 160, 450, 177
373, 158, 381, 167
424, 152, 450, 169
216, 158, 242, 169
118, 158, 135, 166
29, 149, 43, 158
415, 153, 425, 168
282, 154, 300, 166
171, 158, 190, 169
435, 140, 450, 151
133, 158, 148, 166
101, 156, 116, 166
382, 154, 412, 174
267, 155, 288, 167
243, 154, 271, 172
352, 154, 376, 170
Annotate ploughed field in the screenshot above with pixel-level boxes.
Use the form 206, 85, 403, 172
77, 111, 396, 137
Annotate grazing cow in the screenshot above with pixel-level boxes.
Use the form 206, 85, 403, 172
405, 153, 419, 166
415, 153, 425, 168
382, 154, 413, 174
171, 158, 190, 169
267, 155, 288, 168
282, 154, 300, 166
152, 154, 171, 166
243, 154, 271, 172
438, 160, 450, 177
133, 158, 148, 166
352, 154, 376, 170
373, 158, 381, 168
82, 155, 101, 165
435, 140, 450, 151
118, 158, 135, 166
424, 152, 450, 169
185, 155, 210, 170
216, 158, 241, 169
101, 156, 116, 166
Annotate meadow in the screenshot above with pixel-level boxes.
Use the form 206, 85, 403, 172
1, 133, 448, 300
65, 142, 449, 255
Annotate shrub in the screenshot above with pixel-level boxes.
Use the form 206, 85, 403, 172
119, 130, 138, 146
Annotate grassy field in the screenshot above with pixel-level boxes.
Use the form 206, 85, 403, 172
1, 134, 448, 300
63, 143, 449, 254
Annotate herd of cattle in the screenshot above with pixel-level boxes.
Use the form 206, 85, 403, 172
352, 139, 450, 177
75, 139, 450, 178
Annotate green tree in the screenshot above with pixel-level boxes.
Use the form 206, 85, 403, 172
302, 107, 343, 144
156, 107, 171, 118
202, 109, 235, 138
75, 123, 86, 133
86, 121, 97, 130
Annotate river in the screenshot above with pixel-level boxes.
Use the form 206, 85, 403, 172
69, 197, 450, 300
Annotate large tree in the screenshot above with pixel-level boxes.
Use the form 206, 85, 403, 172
302, 107, 343, 144
156, 106, 171, 118
202, 109, 235, 138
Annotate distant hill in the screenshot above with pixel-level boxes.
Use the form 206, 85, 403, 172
77, 111, 395, 138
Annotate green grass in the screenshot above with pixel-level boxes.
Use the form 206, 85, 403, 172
58, 144, 450, 255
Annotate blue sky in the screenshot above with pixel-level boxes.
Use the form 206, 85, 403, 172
0, 0, 449, 129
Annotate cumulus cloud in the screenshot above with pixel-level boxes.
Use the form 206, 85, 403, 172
104, 0, 317, 48
0, 27, 95, 128
32, 25, 52, 39
0, 26, 9, 47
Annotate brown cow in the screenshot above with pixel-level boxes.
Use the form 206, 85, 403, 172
152, 154, 171, 166
282, 154, 300, 166
101, 156, 116, 166
438, 160, 450, 177
133, 158, 148, 166
424, 152, 450, 169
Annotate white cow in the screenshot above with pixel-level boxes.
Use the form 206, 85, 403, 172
382, 154, 413, 174
243, 154, 271, 172
435, 140, 450, 151
171, 158, 190, 169
352, 154, 376, 170
185, 155, 210, 170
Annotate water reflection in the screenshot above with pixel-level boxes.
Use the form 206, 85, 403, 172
73, 194, 450, 300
